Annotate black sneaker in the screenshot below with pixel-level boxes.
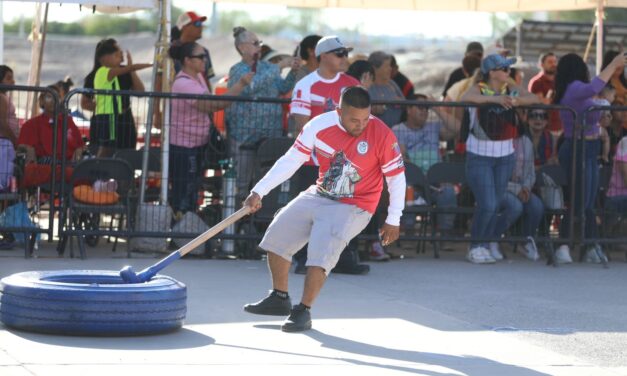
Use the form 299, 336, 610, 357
244, 290, 292, 316
281, 304, 312, 332
332, 263, 370, 275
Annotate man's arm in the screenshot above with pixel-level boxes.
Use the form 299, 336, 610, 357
432, 105, 460, 140
380, 173, 406, 246
291, 114, 310, 135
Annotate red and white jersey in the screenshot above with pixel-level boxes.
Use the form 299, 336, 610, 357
293, 110, 405, 213
291, 71, 360, 118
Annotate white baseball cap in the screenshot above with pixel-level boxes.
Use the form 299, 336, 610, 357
314, 36, 353, 57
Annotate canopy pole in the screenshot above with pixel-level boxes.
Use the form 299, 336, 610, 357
160, 0, 172, 205
29, 3, 49, 118
515, 22, 522, 61
583, 23, 597, 64
596, 0, 604, 74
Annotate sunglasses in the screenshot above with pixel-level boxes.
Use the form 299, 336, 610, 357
192, 20, 203, 27
329, 49, 349, 58
494, 66, 510, 72
189, 54, 206, 60
245, 40, 263, 47
529, 112, 548, 120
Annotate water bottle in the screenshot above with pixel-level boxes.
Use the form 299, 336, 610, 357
221, 159, 237, 255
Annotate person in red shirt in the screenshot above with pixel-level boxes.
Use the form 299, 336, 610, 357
17, 85, 85, 164
290, 35, 359, 135
242, 87, 405, 332
528, 52, 562, 139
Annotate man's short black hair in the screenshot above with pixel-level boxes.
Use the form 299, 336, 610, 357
466, 41, 484, 54
340, 86, 371, 109
299, 35, 322, 60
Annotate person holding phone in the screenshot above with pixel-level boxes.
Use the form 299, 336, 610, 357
226, 27, 300, 200
553, 51, 627, 263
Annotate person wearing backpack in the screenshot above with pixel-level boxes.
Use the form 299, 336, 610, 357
460, 54, 540, 264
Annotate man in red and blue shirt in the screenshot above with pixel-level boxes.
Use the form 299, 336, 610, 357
242, 87, 405, 332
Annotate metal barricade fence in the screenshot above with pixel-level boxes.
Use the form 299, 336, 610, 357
58, 88, 290, 258
368, 99, 577, 263
0, 84, 62, 257
580, 105, 627, 263
53, 88, 582, 261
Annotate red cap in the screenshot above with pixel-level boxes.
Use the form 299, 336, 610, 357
176, 11, 207, 29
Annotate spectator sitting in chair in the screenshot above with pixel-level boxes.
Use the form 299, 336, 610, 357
491, 125, 543, 261
17, 85, 86, 165
604, 136, 627, 234
527, 108, 558, 167
392, 93, 459, 235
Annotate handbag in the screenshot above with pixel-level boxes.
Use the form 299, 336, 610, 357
0, 202, 40, 244
204, 127, 228, 170
539, 172, 564, 210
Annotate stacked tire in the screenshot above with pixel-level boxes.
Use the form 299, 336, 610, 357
0, 270, 186, 336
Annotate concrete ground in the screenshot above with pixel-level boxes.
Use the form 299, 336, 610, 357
1, 240, 627, 376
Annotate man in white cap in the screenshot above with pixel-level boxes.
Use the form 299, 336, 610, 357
290, 35, 359, 134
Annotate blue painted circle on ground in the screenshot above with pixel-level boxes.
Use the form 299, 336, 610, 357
0, 270, 186, 336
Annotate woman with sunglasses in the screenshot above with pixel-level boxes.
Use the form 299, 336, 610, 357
226, 26, 300, 200
460, 54, 539, 264
168, 42, 252, 216
527, 109, 557, 166
553, 52, 627, 263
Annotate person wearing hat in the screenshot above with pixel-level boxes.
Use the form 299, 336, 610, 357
290, 35, 359, 135
442, 41, 484, 98
460, 54, 539, 264
171, 11, 214, 88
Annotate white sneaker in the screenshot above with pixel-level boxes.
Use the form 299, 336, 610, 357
555, 245, 573, 264
489, 242, 504, 261
466, 246, 496, 264
522, 237, 540, 261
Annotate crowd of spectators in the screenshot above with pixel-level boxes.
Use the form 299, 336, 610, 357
1, 9, 627, 268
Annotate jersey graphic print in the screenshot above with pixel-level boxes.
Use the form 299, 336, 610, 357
319, 150, 362, 199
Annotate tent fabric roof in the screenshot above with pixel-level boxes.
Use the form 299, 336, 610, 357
502, 19, 627, 63
212, 0, 627, 11
8, 0, 157, 12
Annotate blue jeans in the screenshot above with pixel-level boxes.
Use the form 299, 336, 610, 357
435, 184, 457, 230
466, 152, 515, 248
494, 191, 544, 238
558, 138, 600, 239
169, 144, 205, 213
400, 185, 457, 230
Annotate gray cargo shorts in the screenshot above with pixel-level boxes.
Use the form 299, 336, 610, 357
259, 191, 372, 275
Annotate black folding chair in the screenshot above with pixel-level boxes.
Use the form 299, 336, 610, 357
535, 164, 569, 266
426, 161, 472, 258
60, 158, 134, 259
402, 162, 433, 254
